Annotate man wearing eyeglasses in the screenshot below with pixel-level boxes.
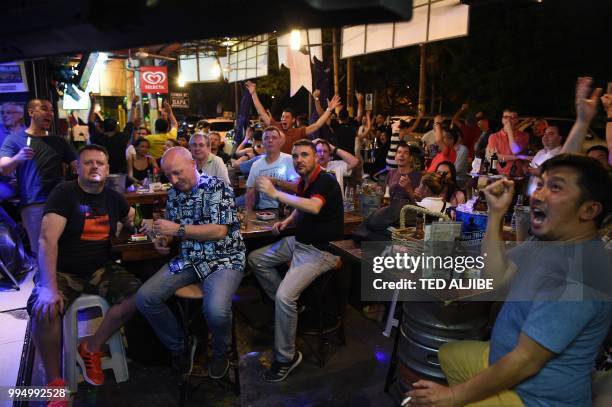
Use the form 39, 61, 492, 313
0, 102, 26, 147
486, 109, 530, 176
0, 102, 26, 200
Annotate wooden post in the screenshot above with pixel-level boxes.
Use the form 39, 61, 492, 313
346, 57, 354, 115
418, 43, 427, 113
332, 28, 340, 98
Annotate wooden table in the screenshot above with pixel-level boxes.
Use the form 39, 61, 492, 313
112, 211, 365, 262
241, 211, 364, 240
329, 239, 363, 262
111, 235, 167, 262
124, 190, 168, 206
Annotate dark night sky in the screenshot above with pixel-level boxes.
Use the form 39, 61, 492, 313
179, 0, 610, 130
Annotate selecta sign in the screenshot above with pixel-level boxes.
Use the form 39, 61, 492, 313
140, 66, 168, 93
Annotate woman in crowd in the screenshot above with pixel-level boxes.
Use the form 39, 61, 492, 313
413, 171, 452, 213
127, 138, 158, 186
435, 161, 466, 206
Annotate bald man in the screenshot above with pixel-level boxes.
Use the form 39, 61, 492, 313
136, 147, 245, 379
0, 99, 76, 255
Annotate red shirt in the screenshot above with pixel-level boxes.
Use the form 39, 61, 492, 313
427, 146, 457, 173
270, 119, 307, 154
486, 129, 529, 175
458, 122, 480, 159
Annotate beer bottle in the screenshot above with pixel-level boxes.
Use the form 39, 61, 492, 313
489, 151, 499, 175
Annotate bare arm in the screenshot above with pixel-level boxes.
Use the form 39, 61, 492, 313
316, 139, 359, 170
88, 93, 97, 124
127, 155, 139, 185
482, 179, 518, 287
355, 92, 364, 123
257, 176, 324, 215
312, 90, 325, 116
38, 213, 67, 289
235, 128, 254, 156
128, 95, 139, 124
245, 81, 272, 126
153, 218, 228, 241
121, 207, 136, 231
163, 101, 178, 130
407, 109, 424, 134
452, 103, 468, 128
305, 94, 342, 135
0, 144, 35, 175
561, 77, 602, 154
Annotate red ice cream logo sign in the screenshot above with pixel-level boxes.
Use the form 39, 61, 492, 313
140, 67, 168, 93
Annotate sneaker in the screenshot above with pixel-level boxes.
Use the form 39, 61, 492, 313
209, 356, 230, 379
76, 341, 105, 386
47, 379, 69, 407
172, 336, 198, 376
262, 351, 302, 382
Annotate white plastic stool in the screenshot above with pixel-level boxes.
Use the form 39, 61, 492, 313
62, 294, 129, 392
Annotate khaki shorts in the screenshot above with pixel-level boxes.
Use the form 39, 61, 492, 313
27, 263, 141, 317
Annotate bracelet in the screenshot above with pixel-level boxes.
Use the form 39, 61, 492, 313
333, 147, 339, 156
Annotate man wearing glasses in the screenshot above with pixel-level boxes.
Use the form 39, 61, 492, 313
0, 102, 26, 146
486, 109, 530, 176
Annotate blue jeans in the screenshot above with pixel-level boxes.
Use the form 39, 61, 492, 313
135, 264, 243, 357
248, 236, 339, 363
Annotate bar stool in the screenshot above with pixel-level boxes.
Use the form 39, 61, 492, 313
62, 294, 129, 393
174, 283, 240, 406
297, 258, 347, 368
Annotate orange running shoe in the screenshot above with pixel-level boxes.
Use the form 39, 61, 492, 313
46, 378, 69, 407
76, 341, 105, 385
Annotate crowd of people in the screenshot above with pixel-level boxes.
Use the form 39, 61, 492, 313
0, 75, 611, 407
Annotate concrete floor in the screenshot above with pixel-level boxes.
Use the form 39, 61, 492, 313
26, 276, 399, 406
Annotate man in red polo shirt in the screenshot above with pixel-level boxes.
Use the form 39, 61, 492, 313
245, 81, 341, 154
487, 108, 530, 176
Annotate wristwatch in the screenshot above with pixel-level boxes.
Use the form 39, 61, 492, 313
177, 224, 186, 238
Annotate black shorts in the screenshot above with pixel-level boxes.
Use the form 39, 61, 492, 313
26, 262, 141, 317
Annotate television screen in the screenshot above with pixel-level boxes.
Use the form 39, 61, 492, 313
0, 62, 28, 93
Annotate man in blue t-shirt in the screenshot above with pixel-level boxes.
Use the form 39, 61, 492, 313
0, 99, 76, 255
406, 154, 612, 406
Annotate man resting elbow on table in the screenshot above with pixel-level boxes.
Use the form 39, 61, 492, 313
136, 146, 246, 380
405, 154, 612, 406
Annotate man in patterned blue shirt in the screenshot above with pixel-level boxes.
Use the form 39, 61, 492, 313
136, 147, 245, 379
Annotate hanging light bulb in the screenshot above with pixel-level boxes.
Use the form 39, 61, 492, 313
289, 29, 301, 51
211, 62, 221, 79
177, 74, 185, 87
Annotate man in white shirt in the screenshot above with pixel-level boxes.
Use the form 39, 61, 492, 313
189, 132, 230, 185
246, 127, 299, 214
313, 138, 359, 196
530, 125, 563, 173
527, 125, 563, 195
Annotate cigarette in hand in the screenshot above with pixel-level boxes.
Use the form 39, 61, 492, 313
400, 396, 412, 406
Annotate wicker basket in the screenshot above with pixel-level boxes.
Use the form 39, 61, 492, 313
391, 204, 451, 256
